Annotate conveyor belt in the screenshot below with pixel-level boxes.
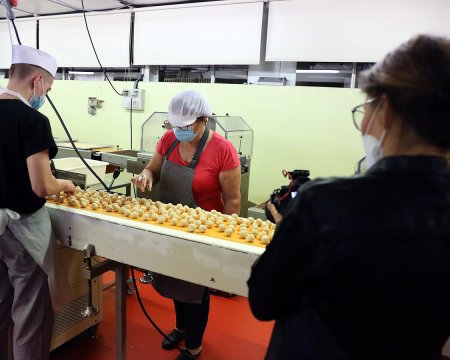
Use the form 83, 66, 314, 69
46, 201, 265, 296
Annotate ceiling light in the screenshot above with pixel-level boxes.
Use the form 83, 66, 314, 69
68, 71, 95, 75
296, 70, 340, 74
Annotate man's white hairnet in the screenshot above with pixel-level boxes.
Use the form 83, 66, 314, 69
168, 90, 212, 127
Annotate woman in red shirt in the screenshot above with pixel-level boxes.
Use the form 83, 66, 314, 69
132, 90, 241, 359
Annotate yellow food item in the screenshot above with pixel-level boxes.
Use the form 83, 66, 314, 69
246, 234, 255, 243
48, 189, 275, 247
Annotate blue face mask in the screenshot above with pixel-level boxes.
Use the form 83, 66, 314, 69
173, 127, 196, 142
29, 79, 46, 110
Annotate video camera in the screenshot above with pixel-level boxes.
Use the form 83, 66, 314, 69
265, 169, 311, 223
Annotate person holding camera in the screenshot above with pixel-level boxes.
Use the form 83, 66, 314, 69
248, 34, 450, 360
132, 90, 241, 359
265, 170, 311, 224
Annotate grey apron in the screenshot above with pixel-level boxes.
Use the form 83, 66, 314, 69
0, 207, 71, 311
152, 128, 209, 304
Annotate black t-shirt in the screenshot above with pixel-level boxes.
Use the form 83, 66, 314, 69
0, 99, 57, 214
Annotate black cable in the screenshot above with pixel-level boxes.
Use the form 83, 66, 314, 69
109, 168, 122, 188
130, 97, 133, 149
130, 268, 198, 359
129, 11, 135, 68
46, 95, 110, 191
36, 19, 39, 48
80, 0, 122, 96
11, 19, 21, 45
129, 74, 144, 150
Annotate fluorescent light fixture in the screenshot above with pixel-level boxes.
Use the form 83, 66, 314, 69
296, 69, 340, 74
68, 71, 95, 75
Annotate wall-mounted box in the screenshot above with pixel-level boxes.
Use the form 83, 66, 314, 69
122, 89, 145, 111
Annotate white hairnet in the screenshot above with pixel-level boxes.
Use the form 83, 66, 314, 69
168, 90, 212, 127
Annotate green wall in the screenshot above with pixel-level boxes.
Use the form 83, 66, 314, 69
1, 80, 366, 205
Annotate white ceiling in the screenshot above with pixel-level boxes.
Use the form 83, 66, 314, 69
0, 0, 203, 18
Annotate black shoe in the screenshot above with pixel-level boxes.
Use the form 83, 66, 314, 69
140, 272, 153, 284
175, 349, 201, 360
162, 329, 186, 350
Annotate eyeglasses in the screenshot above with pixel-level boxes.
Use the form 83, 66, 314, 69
175, 123, 196, 131
174, 117, 206, 131
351, 98, 377, 131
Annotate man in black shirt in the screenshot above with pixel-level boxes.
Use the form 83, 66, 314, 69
0, 45, 75, 360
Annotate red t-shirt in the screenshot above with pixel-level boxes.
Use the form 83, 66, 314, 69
156, 129, 240, 212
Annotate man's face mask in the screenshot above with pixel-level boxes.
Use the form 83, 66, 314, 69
29, 78, 46, 110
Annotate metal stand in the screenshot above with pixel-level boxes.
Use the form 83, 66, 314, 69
81, 244, 127, 360
81, 244, 99, 318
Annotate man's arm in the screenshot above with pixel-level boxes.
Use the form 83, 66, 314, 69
27, 150, 75, 197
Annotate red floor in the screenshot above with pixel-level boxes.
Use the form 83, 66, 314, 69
50, 273, 273, 360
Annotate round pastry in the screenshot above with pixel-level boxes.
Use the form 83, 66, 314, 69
239, 231, 247, 239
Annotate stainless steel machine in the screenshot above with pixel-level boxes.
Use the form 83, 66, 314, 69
123, 112, 254, 216
50, 246, 103, 351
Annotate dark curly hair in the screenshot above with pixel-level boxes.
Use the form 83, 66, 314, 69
360, 35, 450, 149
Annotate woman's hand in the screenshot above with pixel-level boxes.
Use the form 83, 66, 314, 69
266, 201, 283, 224
131, 170, 153, 192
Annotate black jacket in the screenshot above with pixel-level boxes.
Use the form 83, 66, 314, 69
248, 156, 450, 360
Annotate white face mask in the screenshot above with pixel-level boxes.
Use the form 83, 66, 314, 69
363, 131, 386, 169
362, 104, 386, 169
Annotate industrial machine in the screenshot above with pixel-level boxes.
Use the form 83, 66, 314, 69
50, 246, 103, 351
46, 200, 264, 360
